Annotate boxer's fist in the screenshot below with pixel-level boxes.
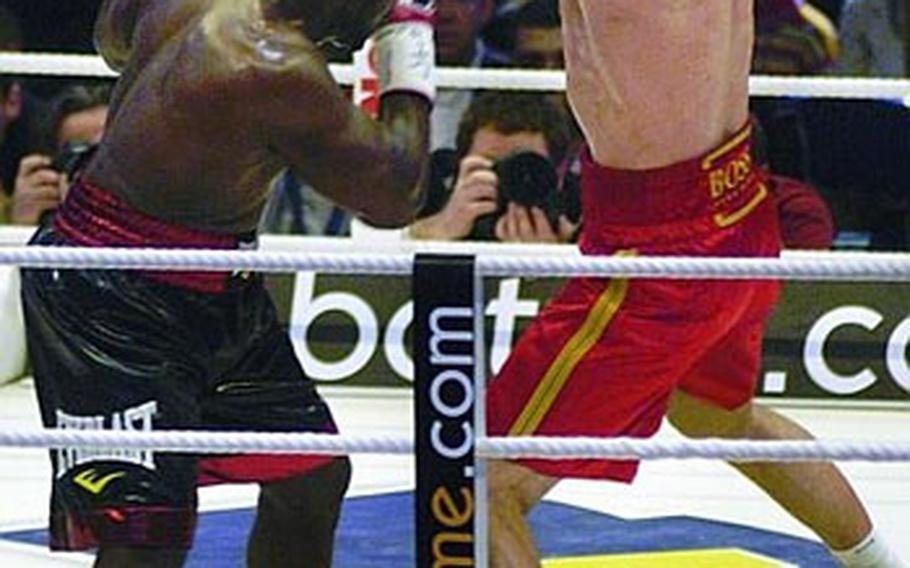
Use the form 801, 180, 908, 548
374, 0, 436, 102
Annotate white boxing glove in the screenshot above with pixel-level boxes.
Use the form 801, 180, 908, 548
373, 1, 436, 103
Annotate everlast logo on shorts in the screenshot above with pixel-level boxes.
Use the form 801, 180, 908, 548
55, 400, 158, 478
709, 150, 752, 201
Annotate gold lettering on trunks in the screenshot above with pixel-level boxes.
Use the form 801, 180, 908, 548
709, 152, 752, 200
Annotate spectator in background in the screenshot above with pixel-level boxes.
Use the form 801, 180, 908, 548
753, 119, 835, 249
410, 92, 577, 243
772, 175, 836, 248
754, 0, 840, 75
496, 0, 563, 69
0, 78, 23, 223
0, 5, 33, 223
493, 0, 586, 154
432, 0, 506, 150
834, 0, 909, 77
751, 1, 835, 212
10, 83, 110, 225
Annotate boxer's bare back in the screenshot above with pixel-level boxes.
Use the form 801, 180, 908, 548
560, 0, 753, 169
87, 0, 426, 234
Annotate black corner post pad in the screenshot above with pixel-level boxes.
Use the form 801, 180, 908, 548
413, 254, 478, 568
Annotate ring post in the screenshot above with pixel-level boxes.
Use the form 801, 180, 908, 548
414, 254, 485, 568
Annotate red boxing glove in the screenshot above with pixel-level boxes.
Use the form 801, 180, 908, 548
373, 0, 436, 102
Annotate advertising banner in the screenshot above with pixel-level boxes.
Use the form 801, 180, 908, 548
268, 272, 910, 403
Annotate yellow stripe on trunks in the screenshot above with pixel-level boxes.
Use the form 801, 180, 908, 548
508, 252, 633, 437
543, 548, 795, 568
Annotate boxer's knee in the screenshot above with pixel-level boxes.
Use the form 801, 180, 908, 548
259, 457, 352, 516
489, 460, 555, 518
249, 458, 351, 568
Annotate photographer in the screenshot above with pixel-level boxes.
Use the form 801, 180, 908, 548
10, 82, 110, 225
409, 91, 578, 243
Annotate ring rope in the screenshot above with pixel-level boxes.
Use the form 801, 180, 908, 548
0, 247, 412, 276
2, 53, 910, 103
2, 429, 909, 463
1, 246, 910, 281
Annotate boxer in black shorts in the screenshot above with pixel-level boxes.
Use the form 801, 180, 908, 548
20, 1, 435, 567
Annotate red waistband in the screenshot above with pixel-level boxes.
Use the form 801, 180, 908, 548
54, 179, 253, 293
579, 122, 771, 251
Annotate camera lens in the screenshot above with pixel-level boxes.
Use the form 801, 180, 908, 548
494, 152, 558, 209
50, 140, 94, 176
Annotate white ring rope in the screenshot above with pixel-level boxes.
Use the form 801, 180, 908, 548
0, 247, 413, 276
1, 246, 910, 281
2, 52, 910, 104
0, 52, 117, 79
481, 437, 910, 462
1, 429, 910, 463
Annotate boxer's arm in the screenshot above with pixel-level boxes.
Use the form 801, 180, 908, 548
186, 3, 432, 227
261, 6, 433, 228
264, 63, 430, 228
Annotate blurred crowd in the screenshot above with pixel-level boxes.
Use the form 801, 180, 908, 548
0, 0, 907, 250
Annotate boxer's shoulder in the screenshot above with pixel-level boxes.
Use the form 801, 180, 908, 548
153, 4, 332, 115
194, 3, 322, 71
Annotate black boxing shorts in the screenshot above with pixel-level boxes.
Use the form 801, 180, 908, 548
20, 180, 339, 550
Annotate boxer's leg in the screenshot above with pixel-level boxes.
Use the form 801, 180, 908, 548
204, 282, 351, 568
247, 457, 351, 568
488, 460, 558, 568
668, 391, 873, 550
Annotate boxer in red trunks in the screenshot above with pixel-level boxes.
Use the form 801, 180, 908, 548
489, 122, 780, 479
20, 1, 434, 567
486, 2, 903, 567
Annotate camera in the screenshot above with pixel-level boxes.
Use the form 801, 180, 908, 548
35, 141, 97, 225
49, 140, 95, 177
495, 152, 560, 219
471, 151, 575, 241
422, 149, 582, 242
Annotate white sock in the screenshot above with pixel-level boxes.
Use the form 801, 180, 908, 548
832, 528, 905, 568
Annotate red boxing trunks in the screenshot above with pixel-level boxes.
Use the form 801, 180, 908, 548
486, 124, 781, 482
21, 180, 339, 550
